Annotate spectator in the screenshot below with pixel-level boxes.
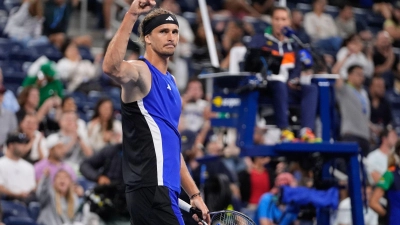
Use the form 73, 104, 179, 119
4, 0, 48, 47
223, 0, 261, 19
47, 111, 92, 169
0, 68, 20, 113
22, 62, 64, 107
181, 78, 209, 133
0, 132, 36, 202
191, 23, 223, 75
369, 141, 400, 225
251, 0, 274, 16
238, 156, 272, 208
384, 2, 400, 48
36, 168, 79, 225
19, 113, 48, 164
332, 34, 374, 79
255, 173, 298, 225
369, 76, 392, 144
87, 98, 122, 152
291, 9, 311, 45
57, 39, 102, 93
0, 85, 18, 148
43, 0, 91, 49
373, 0, 392, 20
335, 3, 357, 39
386, 73, 400, 113
366, 128, 398, 185
373, 31, 398, 87
56, 96, 87, 138
304, 0, 342, 53
34, 133, 77, 182
79, 143, 129, 223
335, 65, 371, 155
249, 6, 319, 142
334, 185, 378, 225
16, 86, 61, 135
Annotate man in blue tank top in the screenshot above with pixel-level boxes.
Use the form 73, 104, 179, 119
102, 0, 210, 224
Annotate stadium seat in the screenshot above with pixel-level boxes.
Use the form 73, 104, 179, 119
182, 12, 197, 26
9, 44, 34, 61
31, 44, 62, 62
1, 200, 31, 219
78, 46, 94, 62
367, 12, 385, 27
3, 216, 37, 225
77, 177, 96, 191
5, 83, 20, 95
2, 71, 26, 84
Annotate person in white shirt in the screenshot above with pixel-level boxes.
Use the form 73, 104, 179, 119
181, 78, 209, 133
332, 34, 374, 79
334, 185, 378, 225
19, 113, 48, 164
48, 111, 93, 170
56, 96, 87, 139
4, 0, 49, 47
0, 132, 36, 203
87, 98, 122, 152
366, 128, 398, 185
304, 0, 339, 42
57, 40, 101, 93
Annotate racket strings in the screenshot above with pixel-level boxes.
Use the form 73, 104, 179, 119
210, 212, 255, 225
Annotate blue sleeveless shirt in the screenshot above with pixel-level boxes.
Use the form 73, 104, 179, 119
121, 57, 182, 193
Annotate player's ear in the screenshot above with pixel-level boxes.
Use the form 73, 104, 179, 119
145, 34, 151, 45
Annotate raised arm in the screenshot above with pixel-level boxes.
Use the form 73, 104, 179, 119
102, 0, 155, 84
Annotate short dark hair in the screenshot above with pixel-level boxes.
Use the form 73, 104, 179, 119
138, 8, 176, 45
380, 128, 391, 141
338, 2, 352, 11
370, 76, 384, 86
271, 6, 291, 18
347, 65, 363, 75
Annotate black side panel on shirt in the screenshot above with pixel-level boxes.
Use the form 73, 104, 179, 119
121, 101, 158, 192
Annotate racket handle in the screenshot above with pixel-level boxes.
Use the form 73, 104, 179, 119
178, 199, 205, 223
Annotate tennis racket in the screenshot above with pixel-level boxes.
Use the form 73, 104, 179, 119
178, 199, 256, 225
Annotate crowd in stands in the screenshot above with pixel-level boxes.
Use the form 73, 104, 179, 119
1, 0, 400, 224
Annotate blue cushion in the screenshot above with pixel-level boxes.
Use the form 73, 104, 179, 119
3, 216, 37, 225
1, 200, 31, 219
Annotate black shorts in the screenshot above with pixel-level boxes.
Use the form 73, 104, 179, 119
126, 186, 184, 225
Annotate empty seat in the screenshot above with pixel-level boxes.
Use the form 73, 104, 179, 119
1, 200, 31, 219
31, 44, 62, 62
3, 216, 37, 225
3, 71, 26, 84
9, 44, 34, 61
78, 46, 94, 62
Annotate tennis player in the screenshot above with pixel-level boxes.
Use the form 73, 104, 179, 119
102, 0, 210, 224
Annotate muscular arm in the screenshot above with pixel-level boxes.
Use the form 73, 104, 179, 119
102, 12, 142, 84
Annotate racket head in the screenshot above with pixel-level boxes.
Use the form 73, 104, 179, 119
208, 210, 256, 225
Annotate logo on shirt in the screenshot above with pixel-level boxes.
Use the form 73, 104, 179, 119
167, 84, 171, 90
166, 16, 174, 21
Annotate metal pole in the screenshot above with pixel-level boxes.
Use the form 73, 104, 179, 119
198, 0, 219, 99
80, 0, 88, 35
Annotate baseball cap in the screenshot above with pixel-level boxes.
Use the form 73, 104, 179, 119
181, 130, 196, 152
0, 84, 6, 94
6, 132, 30, 145
46, 134, 67, 149
40, 62, 57, 78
